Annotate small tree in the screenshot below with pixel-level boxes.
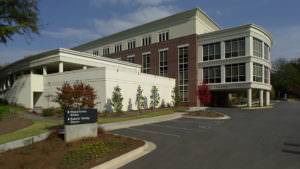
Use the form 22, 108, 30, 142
135, 85, 144, 112
197, 80, 211, 106
171, 86, 181, 107
150, 86, 160, 111
111, 85, 123, 114
55, 82, 97, 110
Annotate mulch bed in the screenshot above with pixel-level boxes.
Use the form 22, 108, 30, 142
0, 133, 144, 169
0, 114, 33, 135
185, 110, 224, 118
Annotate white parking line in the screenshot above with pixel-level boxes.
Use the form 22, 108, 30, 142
126, 127, 181, 137
148, 124, 203, 132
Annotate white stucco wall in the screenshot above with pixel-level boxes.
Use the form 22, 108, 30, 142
35, 68, 107, 110
104, 66, 175, 112
31, 67, 175, 112
1, 74, 43, 108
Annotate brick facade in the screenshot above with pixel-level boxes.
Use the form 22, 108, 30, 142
105, 34, 200, 106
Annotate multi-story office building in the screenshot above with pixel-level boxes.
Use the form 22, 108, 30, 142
0, 8, 272, 108
72, 8, 272, 107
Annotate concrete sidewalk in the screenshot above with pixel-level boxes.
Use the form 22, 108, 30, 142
100, 112, 185, 131
15, 110, 63, 123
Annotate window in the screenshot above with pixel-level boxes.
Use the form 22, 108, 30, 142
203, 66, 221, 83
92, 50, 99, 56
128, 40, 136, 50
127, 55, 135, 63
253, 38, 262, 57
225, 63, 245, 82
264, 43, 270, 60
142, 53, 150, 73
178, 46, 188, 102
142, 36, 151, 46
253, 63, 263, 82
203, 42, 220, 61
264, 66, 270, 84
159, 50, 168, 77
159, 31, 169, 42
103, 48, 109, 56
115, 44, 122, 53
225, 38, 245, 58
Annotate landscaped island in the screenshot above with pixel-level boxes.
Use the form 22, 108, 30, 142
0, 132, 144, 169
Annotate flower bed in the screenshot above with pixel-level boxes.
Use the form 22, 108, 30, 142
0, 133, 144, 169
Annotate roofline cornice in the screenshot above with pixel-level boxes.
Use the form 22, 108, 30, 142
198, 24, 273, 45
71, 8, 221, 51
0, 48, 141, 75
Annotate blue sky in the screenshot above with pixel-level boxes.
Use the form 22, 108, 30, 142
1, 0, 300, 65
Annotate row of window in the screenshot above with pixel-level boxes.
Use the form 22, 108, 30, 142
253, 62, 270, 83
202, 37, 269, 61
141, 46, 189, 102
254, 38, 270, 60
203, 43, 220, 61
92, 31, 170, 56
203, 62, 270, 84
225, 38, 245, 58
203, 64, 245, 84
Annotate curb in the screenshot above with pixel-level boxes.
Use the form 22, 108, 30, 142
91, 140, 156, 169
241, 105, 273, 110
183, 112, 231, 120
100, 112, 184, 131
0, 131, 51, 153
0, 113, 181, 152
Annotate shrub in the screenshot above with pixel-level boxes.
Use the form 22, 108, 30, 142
42, 108, 55, 116
171, 86, 181, 107
0, 98, 8, 105
97, 127, 105, 135
150, 86, 160, 110
102, 109, 110, 116
197, 80, 211, 106
55, 82, 97, 110
42, 107, 64, 116
135, 85, 144, 111
111, 85, 123, 114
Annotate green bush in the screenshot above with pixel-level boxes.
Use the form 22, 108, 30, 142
42, 108, 55, 116
102, 109, 111, 116
111, 85, 124, 114
0, 98, 8, 105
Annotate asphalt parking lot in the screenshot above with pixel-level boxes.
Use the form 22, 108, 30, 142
113, 101, 300, 169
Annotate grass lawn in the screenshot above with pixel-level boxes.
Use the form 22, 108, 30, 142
0, 106, 27, 120
0, 120, 61, 144
99, 109, 176, 124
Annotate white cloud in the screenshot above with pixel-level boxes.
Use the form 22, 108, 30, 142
41, 28, 101, 41
270, 25, 300, 61
0, 48, 44, 66
90, 0, 176, 7
93, 6, 178, 35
